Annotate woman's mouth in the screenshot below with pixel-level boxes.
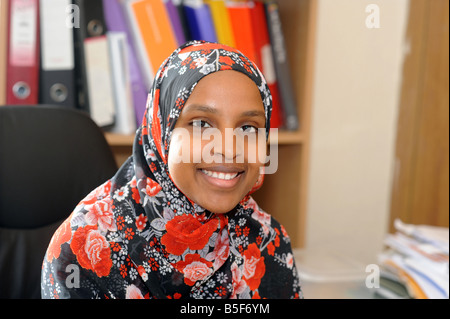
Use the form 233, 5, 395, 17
198, 167, 245, 188
201, 170, 240, 180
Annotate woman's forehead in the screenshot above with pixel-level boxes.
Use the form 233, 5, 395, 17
182, 70, 265, 112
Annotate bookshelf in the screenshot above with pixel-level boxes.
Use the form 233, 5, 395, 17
105, 130, 306, 147
105, 0, 317, 249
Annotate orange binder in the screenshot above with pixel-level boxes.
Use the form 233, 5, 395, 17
227, 0, 258, 66
6, 0, 40, 105
127, 0, 178, 83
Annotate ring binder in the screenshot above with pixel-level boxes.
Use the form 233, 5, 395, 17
6, 0, 40, 105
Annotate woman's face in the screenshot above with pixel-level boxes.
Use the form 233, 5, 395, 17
168, 70, 267, 214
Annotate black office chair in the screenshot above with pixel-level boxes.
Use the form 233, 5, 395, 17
0, 105, 118, 299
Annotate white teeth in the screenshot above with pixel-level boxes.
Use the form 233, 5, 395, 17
202, 170, 239, 180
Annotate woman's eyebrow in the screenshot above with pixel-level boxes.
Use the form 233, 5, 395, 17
241, 110, 266, 119
184, 104, 219, 114
184, 104, 266, 120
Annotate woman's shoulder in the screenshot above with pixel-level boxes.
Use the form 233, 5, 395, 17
237, 197, 302, 299
243, 197, 292, 243
42, 179, 121, 298
44, 179, 116, 260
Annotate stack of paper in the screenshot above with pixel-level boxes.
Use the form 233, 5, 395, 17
377, 219, 449, 299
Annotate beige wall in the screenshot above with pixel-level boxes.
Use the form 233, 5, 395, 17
305, 0, 410, 264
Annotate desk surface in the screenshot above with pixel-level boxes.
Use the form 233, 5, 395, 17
294, 248, 378, 299
300, 280, 375, 299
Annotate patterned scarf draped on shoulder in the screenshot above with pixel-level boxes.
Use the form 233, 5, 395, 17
41, 41, 302, 299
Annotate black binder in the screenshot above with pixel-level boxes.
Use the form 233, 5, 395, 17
72, 0, 115, 127
265, 0, 299, 131
39, 0, 77, 108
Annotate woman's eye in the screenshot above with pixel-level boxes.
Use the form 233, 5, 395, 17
240, 125, 258, 134
191, 120, 212, 128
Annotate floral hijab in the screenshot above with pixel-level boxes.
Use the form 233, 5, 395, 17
41, 41, 302, 299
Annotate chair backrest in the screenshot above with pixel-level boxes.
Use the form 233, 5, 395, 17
0, 105, 118, 298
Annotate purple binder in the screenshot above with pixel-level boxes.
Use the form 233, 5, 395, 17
184, 1, 217, 42
102, 0, 148, 126
165, 0, 186, 46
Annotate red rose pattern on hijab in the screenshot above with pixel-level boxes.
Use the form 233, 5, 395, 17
41, 41, 302, 299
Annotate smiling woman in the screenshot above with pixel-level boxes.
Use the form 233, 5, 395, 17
41, 41, 302, 299
168, 70, 266, 215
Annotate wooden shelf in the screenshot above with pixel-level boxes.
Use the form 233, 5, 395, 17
271, 130, 305, 145
104, 132, 135, 147
105, 130, 305, 147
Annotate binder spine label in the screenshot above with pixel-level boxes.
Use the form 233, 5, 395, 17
40, 0, 74, 71
10, 0, 38, 67
267, 3, 287, 65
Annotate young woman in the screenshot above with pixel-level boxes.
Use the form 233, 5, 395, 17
41, 41, 302, 299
